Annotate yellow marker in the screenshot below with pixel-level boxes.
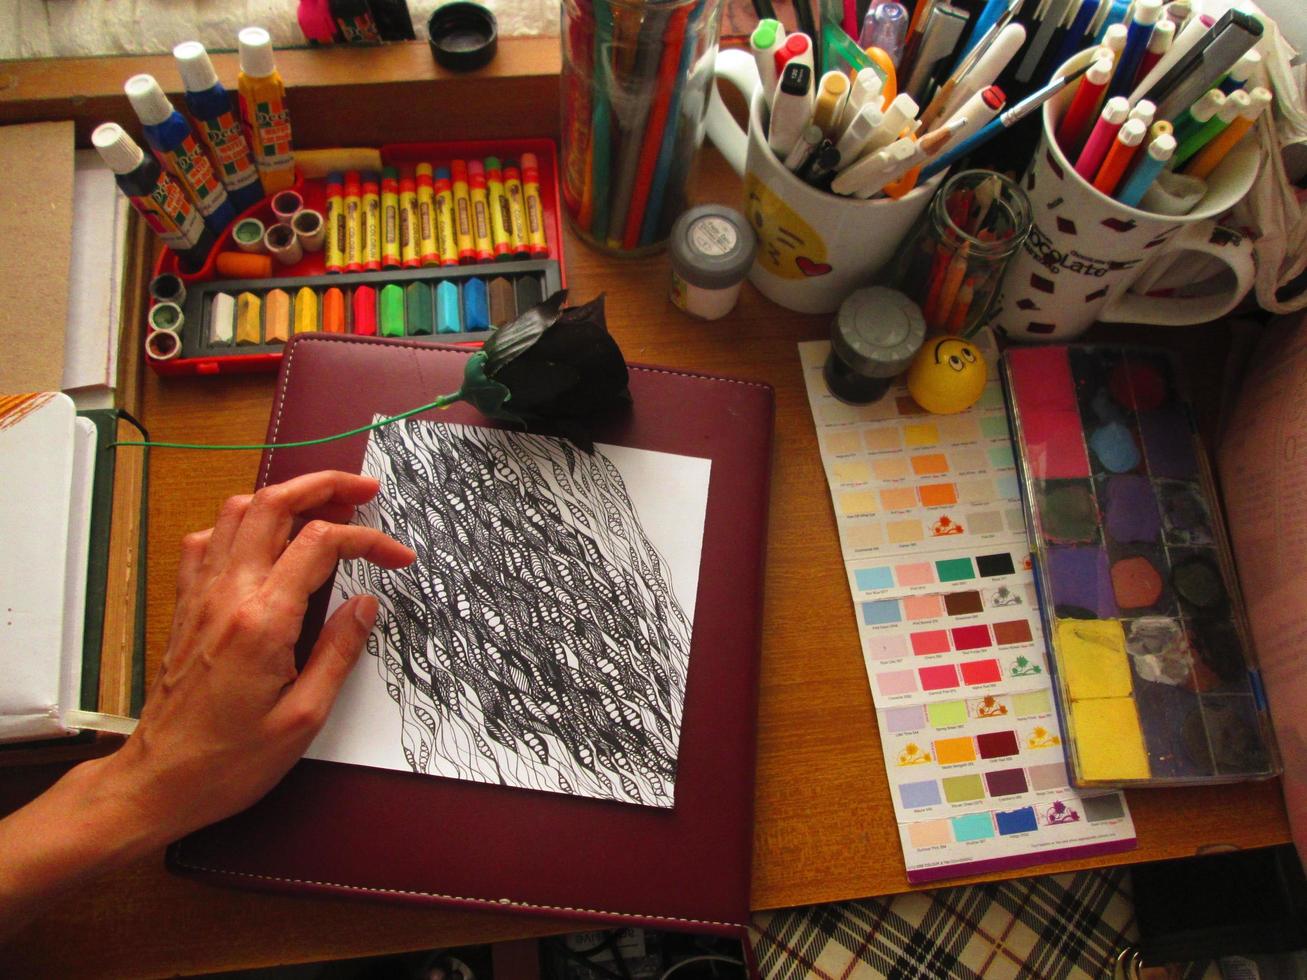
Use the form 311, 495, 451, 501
399, 169, 420, 268
293, 286, 318, 333
484, 156, 514, 261
415, 163, 440, 265
362, 171, 381, 271
380, 167, 402, 269
236, 27, 295, 194
433, 165, 459, 266
263, 288, 290, 344
519, 153, 550, 257
235, 291, 262, 345
813, 71, 851, 137
502, 160, 530, 257
466, 159, 495, 263
344, 171, 363, 272
325, 173, 346, 273
449, 160, 476, 263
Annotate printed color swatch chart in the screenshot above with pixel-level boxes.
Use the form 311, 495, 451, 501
801, 335, 1136, 882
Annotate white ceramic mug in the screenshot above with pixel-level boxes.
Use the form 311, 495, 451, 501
705, 48, 942, 314
991, 52, 1257, 341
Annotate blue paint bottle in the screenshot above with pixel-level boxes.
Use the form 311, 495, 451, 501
173, 42, 265, 213
125, 73, 236, 234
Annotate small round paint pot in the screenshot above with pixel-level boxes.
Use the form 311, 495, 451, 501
291, 208, 326, 252
145, 328, 181, 361
149, 272, 186, 306
427, 2, 498, 70
668, 204, 756, 320
271, 190, 304, 225
823, 287, 925, 404
148, 301, 184, 333
264, 222, 303, 266
1172, 555, 1225, 610
1088, 421, 1141, 473
233, 217, 267, 253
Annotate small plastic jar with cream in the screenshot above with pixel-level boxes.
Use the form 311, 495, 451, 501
824, 287, 925, 404
668, 204, 756, 320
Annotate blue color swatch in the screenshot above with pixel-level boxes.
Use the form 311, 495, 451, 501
995, 806, 1039, 836
899, 780, 942, 809
951, 812, 996, 842
855, 566, 895, 591
862, 600, 902, 626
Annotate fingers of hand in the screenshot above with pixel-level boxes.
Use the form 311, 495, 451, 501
205, 494, 253, 568
231, 471, 382, 567
272, 594, 378, 736
176, 528, 213, 597
266, 520, 415, 601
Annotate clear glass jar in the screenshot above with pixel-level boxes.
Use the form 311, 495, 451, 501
560, 0, 723, 256
893, 169, 1032, 335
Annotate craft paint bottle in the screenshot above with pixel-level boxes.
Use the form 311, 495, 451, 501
237, 27, 296, 194
399, 169, 421, 267
361, 170, 382, 271
125, 74, 235, 235
449, 161, 477, 264
92, 122, 214, 273
432, 166, 460, 266
343, 171, 363, 272
519, 153, 550, 256
501, 161, 531, 257
484, 157, 514, 261
414, 164, 440, 265
173, 42, 264, 213
465, 161, 496, 263
297, 0, 340, 44
380, 167, 402, 268
328, 0, 382, 43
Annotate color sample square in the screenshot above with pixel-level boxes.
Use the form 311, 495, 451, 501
978, 385, 1005, 409
877, 669, 918, 696
839, 490, 878, 517
863, 427, 903, 452
904, 423, 940, 448
976, 552, 1016, 577
1083, 794, 1127, 822
1071, 698, 1150, 780
1027, 761, 1069, 791
824, 430, 862, 455
900, 779, 942, 809
951, 448, 988, 472
952, 812, 996, 842
959, 479, 995, 503
861, 600, 902, 626
995, 475, 1020, 500
993, 619, 1034, 646
866, 635, 910, 661
951, 624, 993, 650
883, 705, 927, 733
944, 591, 984, 616
896, 562, 935, 586
1006, 508, 1027, 532
995, 806, 1039, 835
936, 557, 975, 582
936, 416, 981, 443
873, 457, 910, 481
903, 594, 945, 620
881, 488, 918, 510
942, 774, 986, 803
888, 520, 925, 544
968, 510, 1005, 534
912, 453, 950, 476
845, 522, 884, 550
907, 819, 953, 848
1058, 619, 1132, 699
928, 701, 968, 728
911, 630, 952, 656
985, 768, 1029, 797
960, 659, 1002, 685
919, 664, 960, 691
854, 566, 895, 591
832, 460, 872, 484
976, 729, 1021, 760
920, 483, 960, 507
980, 416, 1010, 439
934, 736, 978, 765
1012, 689, 1053, 717
988, 445, 1015, 468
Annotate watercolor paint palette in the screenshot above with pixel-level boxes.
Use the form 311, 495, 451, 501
1003, 345, 1279, 787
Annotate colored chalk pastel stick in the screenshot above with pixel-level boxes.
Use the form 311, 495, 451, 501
264, 288, 291, 343
352, 285, 377, 336
235, 292, 262, 345
488, 276, 516, 326
322, 287, 346, 332
405, 281, 433, 335
436, 280, 462, 333
463, 277, 490, 331
514, 274, 543, 314
294, 286, 318, 333
380, 283, 406, 337
209, 292, 235, 345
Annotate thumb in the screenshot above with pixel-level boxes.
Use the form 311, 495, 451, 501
278, 595, 378, 729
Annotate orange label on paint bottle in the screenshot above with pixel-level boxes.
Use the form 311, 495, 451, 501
197, 112, 260, 191
166, 135, 228, 215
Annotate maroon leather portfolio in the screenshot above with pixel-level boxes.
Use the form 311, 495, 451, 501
168, 333, 775, 934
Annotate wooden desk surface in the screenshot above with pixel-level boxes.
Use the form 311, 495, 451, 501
0, 40, 1290, 978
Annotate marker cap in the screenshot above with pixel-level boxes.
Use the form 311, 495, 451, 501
1133, 0, 1163, 27
1118, 118, 1147, 146
520, 153, 540, 178
467, 159, 486, 180
416, 162, 433, 177
435, 166, 452, 181
1087, 56, 1115, 85
1230, 48, 1262, 82
1189, 90, 1226, 122
451, 160, 468, 181
1128, 99, 1156, 126
362, 170, 380, 187
1147, 132, 1178, 162
752, 19, 782, 48
485, 156, 502, 172
382, 166, 400, 181
92, 122, 145, 174
1102, 96, 1131, 124
173, 41, 219, 92
238, 27, 277, 78
1220, 89, 1251, 122
1104, 23, 1128, 55
124, 74, 175, 127
1148, 18, 1175, 52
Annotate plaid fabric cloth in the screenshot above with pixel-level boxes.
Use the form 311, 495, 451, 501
750, 869, 1137, 980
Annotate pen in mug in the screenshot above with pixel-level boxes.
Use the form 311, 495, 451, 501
751, 19, 786, 103
1184, 86, 1271, 179
1116, 131, 1176, 206
1101, 22, 1128, 65
833, 104, 885, 165
1143, 9, 1262, 118
831, 136, 916, 196
1106, 0, 1162, 100
933, 21, 1025, 123
839, 68, 885, 133
1051, 0, 1102, 79
937, 85, 1005, 154
768, 62, 815, 156
1219, 49, 1262, 94
1127, 98, 1155, 129
877, 118, 967, 196
1128, 11, 1212, 104
784, 123, 824, 170
865, 92, 919, 155
1073, 95, 1129, 180
1091, 116, 1145, 195
774, 32, 814, 78
813, 71, 852, 137
1055, 54, 1114, 152
1171, 88, 1225, 143
905, 4, 970, 105
1137, 17, 1174, 82
1172, 87, 1248, 167
919, 0, 1021, 128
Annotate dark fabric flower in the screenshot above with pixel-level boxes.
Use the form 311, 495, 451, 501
455, 290, 631, 450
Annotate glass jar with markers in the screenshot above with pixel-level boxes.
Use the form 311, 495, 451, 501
893, 169, 1031, 336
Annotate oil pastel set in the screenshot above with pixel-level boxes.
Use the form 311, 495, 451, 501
801, 334, 1135, 882
1004, 345, 1279, 787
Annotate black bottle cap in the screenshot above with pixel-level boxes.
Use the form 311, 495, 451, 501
427, 2, 498, 70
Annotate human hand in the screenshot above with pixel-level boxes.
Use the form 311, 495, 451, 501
99, 470, 415, 846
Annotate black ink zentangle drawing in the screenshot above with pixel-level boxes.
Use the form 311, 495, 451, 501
335, 420, 696, 807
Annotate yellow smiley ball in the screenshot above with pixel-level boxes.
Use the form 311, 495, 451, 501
907, 338, 988, 414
